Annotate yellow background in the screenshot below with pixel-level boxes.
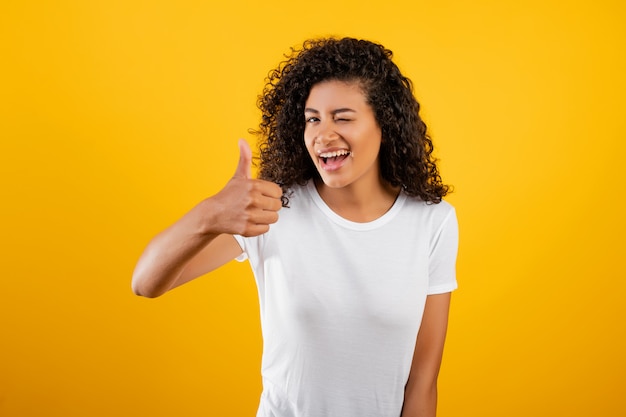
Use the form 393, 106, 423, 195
1, 0, 625, 415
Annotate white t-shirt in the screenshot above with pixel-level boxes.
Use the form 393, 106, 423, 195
234, 181, 458, 417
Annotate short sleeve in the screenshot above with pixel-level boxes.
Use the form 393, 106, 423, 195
427, 207, 459, 295
233, 234, 248, 262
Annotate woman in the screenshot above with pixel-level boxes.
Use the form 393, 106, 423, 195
132, 37, 458, 417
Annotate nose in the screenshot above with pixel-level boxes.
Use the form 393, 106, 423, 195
314, 124, 339, 145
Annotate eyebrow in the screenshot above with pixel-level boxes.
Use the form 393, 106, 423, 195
304, 107, 356, 115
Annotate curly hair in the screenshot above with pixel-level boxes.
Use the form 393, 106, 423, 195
253, 37, 450, 206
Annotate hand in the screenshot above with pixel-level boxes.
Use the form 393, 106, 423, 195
207, 139, 283, 237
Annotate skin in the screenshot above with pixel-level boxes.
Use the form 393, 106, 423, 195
131, 139, 282, 298
402, 293, 451, 417
132, 80, 451, 417
304, 79, 399, 222
304, 80, 450, 416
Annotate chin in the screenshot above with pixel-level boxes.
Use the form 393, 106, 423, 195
318, 176, 350, 189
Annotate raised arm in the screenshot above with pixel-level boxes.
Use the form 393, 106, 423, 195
131, 139, 283, 298
401, 292, 452, 417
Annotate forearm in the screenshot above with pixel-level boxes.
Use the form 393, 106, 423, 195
131, 199, 219, 298
402, 293, 451, 417
401, 381, 437, 417
131, 140, 283, 298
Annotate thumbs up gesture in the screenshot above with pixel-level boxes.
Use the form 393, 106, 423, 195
207, 139, 283, 237
233, 138, 254, 180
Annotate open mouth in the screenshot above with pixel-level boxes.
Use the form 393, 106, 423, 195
319, 149, 351, 165
318, 149, 352, 172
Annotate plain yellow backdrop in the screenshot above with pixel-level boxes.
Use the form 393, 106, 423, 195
1, 0, 625, 415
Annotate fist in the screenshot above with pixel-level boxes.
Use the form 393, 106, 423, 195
209, 139, 283, 237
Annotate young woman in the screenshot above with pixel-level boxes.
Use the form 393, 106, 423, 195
132, 37, 458, 417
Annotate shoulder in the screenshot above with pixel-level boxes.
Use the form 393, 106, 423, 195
402, 195, 456, 223
396, 197, 457, 245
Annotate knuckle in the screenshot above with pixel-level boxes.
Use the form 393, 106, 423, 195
240, 195, 254, 209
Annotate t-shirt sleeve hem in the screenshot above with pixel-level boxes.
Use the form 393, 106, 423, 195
232, 235, 248, 262
427, 282, 458, 295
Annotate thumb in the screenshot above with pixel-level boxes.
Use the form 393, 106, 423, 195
234, 138, 252, 179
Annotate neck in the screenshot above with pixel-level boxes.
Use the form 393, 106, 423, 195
314, 178, 400, 223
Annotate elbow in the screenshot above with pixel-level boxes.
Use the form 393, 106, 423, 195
131, 279, 147, 298
131, 258, 169, 298
131, 273, 164, 299
132, 283, 161, 299
132, 285, 155, 298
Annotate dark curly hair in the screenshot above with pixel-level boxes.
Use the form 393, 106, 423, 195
253, 37, 450, 205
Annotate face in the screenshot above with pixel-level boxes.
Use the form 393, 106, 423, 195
304, 79, 383, 192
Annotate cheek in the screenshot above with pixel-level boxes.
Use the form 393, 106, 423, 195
303, 131, 316, 152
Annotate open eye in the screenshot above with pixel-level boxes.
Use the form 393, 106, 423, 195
306, 116, 320, 123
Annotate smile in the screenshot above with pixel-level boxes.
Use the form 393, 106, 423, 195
318, 149, 352, 171
319, 149, 351, 164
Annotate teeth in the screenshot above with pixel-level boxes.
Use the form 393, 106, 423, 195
319, 150, 351, 158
